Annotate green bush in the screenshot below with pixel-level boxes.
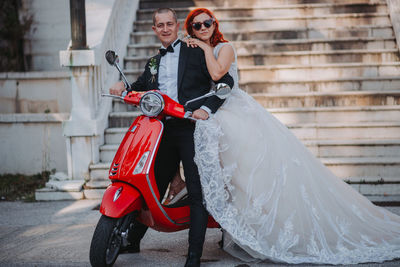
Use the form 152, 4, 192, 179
0, 172, 49, 201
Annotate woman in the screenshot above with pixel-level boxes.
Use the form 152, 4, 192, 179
170, 8, 400, 264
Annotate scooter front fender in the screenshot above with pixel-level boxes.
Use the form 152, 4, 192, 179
100, 182, 143, 218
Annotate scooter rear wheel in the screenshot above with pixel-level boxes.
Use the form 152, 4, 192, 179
89, 215, 123, 267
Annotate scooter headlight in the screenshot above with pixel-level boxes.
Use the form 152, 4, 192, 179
139, 91, 164, 117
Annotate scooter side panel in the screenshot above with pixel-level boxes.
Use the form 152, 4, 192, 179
107, 116, 177, 227
106, 116, 217, 231
100, 182, 142, 218
110, 116, 162, 196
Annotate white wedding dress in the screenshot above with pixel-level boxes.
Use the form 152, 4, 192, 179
193, 43, 400, 264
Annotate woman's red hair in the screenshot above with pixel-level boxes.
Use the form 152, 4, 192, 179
184, 8, 228, 47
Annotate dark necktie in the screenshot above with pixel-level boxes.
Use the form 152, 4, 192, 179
159, 40, 181, 56
159, 45, 174, 56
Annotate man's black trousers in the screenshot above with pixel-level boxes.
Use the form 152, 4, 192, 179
130, 118, 208, 256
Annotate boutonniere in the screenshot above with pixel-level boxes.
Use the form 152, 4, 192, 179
149, 57, 157, 83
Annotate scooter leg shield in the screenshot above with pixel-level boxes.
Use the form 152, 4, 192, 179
100, 182, 142, 218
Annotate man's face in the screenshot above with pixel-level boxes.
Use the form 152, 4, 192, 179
152, 11, 180, 47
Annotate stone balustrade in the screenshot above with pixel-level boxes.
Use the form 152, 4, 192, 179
59, 0, 139, 183
387, 0, 400, 53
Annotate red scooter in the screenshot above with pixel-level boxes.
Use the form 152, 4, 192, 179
89, 51, 231, 267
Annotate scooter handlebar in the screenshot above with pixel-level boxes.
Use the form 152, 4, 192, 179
103, 89, 199, 121
101, 93, 124, 100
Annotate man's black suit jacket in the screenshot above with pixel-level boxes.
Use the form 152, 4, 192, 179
128, 43, 234, 113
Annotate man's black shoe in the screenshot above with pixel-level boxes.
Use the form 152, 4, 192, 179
120, 241, 140, 253
184, 252, 201, 267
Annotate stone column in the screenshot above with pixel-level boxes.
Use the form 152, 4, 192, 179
69, 0, 87, 50
60, 49, 99, 181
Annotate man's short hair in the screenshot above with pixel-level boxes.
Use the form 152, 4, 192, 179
152, 8, 178, 25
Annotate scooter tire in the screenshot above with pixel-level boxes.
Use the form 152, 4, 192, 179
89, 215, 122, 267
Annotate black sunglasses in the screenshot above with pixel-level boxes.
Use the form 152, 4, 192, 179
192, 18, 214, 31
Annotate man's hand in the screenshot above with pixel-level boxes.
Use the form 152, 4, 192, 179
109, 81, 126, 96
192, 109, 209, 120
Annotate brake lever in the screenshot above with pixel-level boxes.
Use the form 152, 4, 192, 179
101, 93, 124, 100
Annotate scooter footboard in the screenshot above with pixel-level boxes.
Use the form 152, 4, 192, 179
100, 182, 142, 218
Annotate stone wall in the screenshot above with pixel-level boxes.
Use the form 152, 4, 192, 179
0, 71, 71, 113
0, 0, 139, 179
0, 113, 69, 174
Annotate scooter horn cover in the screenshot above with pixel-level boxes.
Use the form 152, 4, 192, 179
100, 182, 142, 218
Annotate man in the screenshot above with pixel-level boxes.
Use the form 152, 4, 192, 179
109, 8, 234, 267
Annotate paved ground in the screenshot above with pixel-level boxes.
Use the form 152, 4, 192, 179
0, 200, 400, 267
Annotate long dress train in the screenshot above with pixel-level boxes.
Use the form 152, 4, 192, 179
193, 43, 400, 264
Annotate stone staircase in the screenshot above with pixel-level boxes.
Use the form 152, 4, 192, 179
85, 0, 400, 202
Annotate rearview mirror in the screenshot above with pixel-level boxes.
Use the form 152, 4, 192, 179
214, 83, 231, 99
184, 83, 232, 107
105, 50, 131, 90
105, 50, 118, 66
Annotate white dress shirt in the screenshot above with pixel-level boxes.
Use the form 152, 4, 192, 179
158, 39, 180, 102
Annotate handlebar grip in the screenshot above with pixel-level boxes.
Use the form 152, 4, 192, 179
184, 111, 197, 121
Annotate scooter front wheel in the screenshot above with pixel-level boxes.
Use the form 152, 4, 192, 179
90, 215, 124, 267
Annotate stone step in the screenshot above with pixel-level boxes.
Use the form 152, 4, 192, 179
99, 139, 400, 163
108, 110, 141, 128
139, 0, 193, 9
290, 121, 400, 140
109, 105, 400, 126
191, 0, 387, 8
100, 144, 119, 162
305, 139, 400, 158
82, 181, 400, 200
131, 25, 394, 44
252, 90, 400, 108
112, 99, 140, 112
125, 62, 400, 83
269, 105, 400, 124
104, 127, 127, 145
322, 157, 400, 178
241, 76, 400, 94
137, 3, 388, 21
237, 62, 400, 83
233, 37, 397, 54
89, 156, 400, 184
35, 180, 85, 201
350, 183, 400, 198
104, 121, 400, 147
83, 183, 400, 200
35, 188, 84, 201
134, 13, 391, 31
84, 181, 110, 199
116, 76, 400, 97
344, 176, 400, 184
237, 49, 400, 66
89, 162, 113, 181
85, 180, 110, 189
124, 49, 400, 69
127, 37, 396, 57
